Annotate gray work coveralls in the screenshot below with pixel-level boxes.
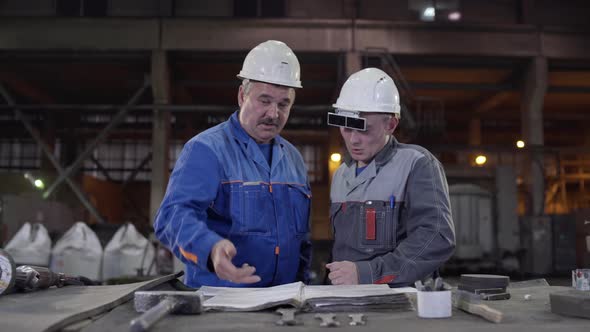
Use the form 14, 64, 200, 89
330, 137, 456, 286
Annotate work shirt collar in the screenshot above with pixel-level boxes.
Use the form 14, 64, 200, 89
229, 111, 286, 173
341, 136, 398, 194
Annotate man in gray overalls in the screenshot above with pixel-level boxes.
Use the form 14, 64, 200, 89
326, 68, 456, 286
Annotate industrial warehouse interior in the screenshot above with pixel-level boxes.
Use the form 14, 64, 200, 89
1, 1, 590, 331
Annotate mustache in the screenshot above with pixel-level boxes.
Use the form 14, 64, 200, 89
258, 118, 279, 126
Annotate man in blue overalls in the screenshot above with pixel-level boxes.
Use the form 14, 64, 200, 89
326, 68, 455, 286
154, 40, 312, 287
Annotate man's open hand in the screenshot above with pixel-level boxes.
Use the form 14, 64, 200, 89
210, 239, 261, 284
326, 261, 359, 285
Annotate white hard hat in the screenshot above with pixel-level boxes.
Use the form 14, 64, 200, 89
333, 68, 400, 115
237, 40, 302, 88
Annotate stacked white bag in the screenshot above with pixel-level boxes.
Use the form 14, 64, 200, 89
102, 222, 155, 280
4, 222, 52, 266
50, 222, 103, 280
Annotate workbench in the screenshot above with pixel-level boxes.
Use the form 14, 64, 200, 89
1, 277, 588, 332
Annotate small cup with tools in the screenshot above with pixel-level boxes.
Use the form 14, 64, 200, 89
415, 275, 452, 319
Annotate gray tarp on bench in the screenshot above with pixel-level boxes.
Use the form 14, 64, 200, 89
2, 277, 589, 332
0, 273, 179, 332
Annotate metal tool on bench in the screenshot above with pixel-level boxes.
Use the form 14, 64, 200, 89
473, 288, 511, 301
315, 313, 340, 327
550, 289, 590, 319
415, 276, 448, 291
348, 313, 366, 326
458, 274, 511, 301
275, 308, 300, 326
0, 249, 17, 295
131, 291, 203, 332
0, 249, 94, 296
454, 290, 503, 323
415, 270, 451, 292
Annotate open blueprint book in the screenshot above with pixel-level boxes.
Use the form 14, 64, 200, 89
198, 281, 416, 312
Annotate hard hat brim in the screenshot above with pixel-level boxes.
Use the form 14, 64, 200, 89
237, 74, 302, 89
332, 103, 400, 115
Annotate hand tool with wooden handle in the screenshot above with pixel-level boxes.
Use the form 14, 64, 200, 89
454, 290, 503, 323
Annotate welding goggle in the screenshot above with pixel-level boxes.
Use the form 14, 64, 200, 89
327, 111, 367, 131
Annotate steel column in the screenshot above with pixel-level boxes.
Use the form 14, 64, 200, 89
521, 56, 548, 216
150, 50, 171, 225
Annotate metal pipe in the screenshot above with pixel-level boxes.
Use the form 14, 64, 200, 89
89, 156, 113, 182
122, 152, 153, 188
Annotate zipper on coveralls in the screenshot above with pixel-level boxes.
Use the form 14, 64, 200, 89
270, 183, 280, 283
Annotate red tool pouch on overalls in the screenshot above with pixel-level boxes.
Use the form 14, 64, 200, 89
365, 208, 376, 240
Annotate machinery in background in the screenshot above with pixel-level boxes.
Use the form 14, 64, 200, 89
445, 165, 580, 277
445, 166, 521, 274
449, 183, 495, 261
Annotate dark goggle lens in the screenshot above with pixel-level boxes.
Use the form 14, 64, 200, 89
346, 117, 366, 131
327, 112, 366, 131
327, 113, 346, 127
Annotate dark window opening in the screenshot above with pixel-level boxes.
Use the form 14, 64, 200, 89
261, 0, 284, 17
234, 0, 258, 17
234, 0, 285, 18
56, 0, 107, 17
84, 0, 107, 17
56, 0, 81, 16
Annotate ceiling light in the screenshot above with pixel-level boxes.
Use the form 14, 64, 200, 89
475, 155, 487, 166
420, 7, 436, 21
448, 11, 461, 21
516, 140, 525, 149
24, 172, 45, 190
330, 153, 342, 163
423, 7, 435, 17
34, 179, 45, 189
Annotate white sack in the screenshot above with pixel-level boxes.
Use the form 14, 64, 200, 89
102, 222, 155, 280
50, 222, 103, 280
4, 222, 52, 266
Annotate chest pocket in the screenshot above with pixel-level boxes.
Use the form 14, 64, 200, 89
358, 200, 399, 251
230, 182, 271, 235
287, 184, 311, 235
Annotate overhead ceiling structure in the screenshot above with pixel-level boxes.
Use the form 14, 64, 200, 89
395, 55, 590, 146
0, 1, 589, 222
0, 17, 588, 148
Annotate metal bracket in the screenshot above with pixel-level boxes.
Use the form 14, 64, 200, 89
315, 313, 340, 327
348, 314, 366, 326
275, 308, 299, 326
